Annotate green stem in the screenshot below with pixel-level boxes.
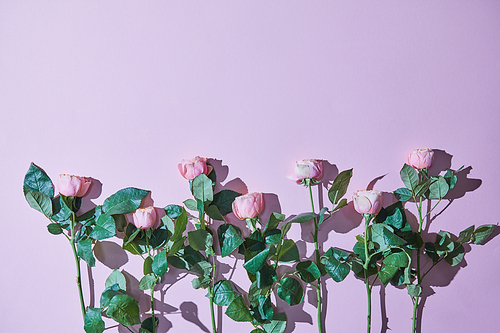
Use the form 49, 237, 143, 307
363, 214, 372, 333
307, 179, 323, 333
151, 284, 156, 333
412, 297, 418, 333
365, 273, 372, 333
69, 212, 86, 321
210, 253, 217, 333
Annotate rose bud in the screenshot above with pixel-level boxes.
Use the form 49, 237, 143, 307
132, 206, 157, 229
57, 174, 92, 197
353, 190, 383, 215
407, 148, 434, 170
178, 156, 213, 180
232, 192, 264, 220
288, 159, 323, 184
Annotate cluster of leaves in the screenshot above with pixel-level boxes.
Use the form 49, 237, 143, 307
85, 270, 145, 333
24, 164, 151, 333
392, 164, 496, 298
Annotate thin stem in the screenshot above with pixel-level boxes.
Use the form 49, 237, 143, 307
123, 325, 134, 333
307, 179, 323, 333
366, 275, 372, 333
151, 284, 156, 333
69, 212, 86, 321
412, 296, 418, 333
210, 253, 217, 333
363, 214, 372, 333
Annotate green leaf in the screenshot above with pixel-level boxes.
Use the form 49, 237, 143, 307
213, 279, 238, 306
152, 250, 168, 277
172, 208, 188, 242
317, 207, 329, 225
51, 196, 73, 222
371, 224, 406, 250
445, 244, 465, 266
84, 308, 105, 333
296, 261, 321, 283
140, 317, 159, 333
262, 312, 287, 333
332, 198, 348, 212
257, 295, 273, 321
47, 223, 63, 235
139, 273, 158, 291
251, 329, 266, 333
244, 247, 271, 275
428, 176, 449, 199
394, 188, 412, 202
435, 231, 454, 256
212, 189, 241, 215
25, 190, 53, 217
102, 187, 149, 215
105, 269, 127, 291
183, 199, 198, 211
188, 229, 213, 252
143, 256, 153, 275
256, 264, 277, 288
100, 284, 122, 308
77, 238, 96, 267
400, 164, 419, 191
206, 205, 224, 221
192, 174, 213, 204
264, 212, 286, 232
218, 224, 245, 257
328, 168, 353, 205
383, 251, 409, 267
414, 178, 432, 197
106, 294, 141, 326
164, 204, 182, 219
89, 213, 116, 240
471, 224, 497, 245
287, 212, 317, 224
277, 239, 299, 263
277, 277, 304, 306
323, 256, 350, 282
457, 225, 475, 244
407, 284, 422, 297
378, 265, 399, 286
23, 163, 54, 198
263, 229, 281, 245
225, 296, 253, 322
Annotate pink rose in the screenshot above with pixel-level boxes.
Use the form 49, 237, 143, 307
232, 192, 264, 220
288, 159, 323, 183
57, 174, 91, 197
178, 156, 212, 180
133, 206, 157, 229
407, 148, 434, 170
353, 190, 383, 215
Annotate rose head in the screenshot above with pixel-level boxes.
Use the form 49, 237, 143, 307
57, 174, 91, 197
407, 148, 434, 170
232, 192, 264, 220
353, 190, 383, 215
288, 159, 323, 184
178, 156, 212, 180
132, 206, 157, 229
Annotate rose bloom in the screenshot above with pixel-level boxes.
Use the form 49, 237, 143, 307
133, 206, 157, 229
353, 190, 383, 215
288, 159, 323, 183
232, 192, 264, 220
407, 148, 434, 170
178, 156, 212, 180
57, 174, 91, 197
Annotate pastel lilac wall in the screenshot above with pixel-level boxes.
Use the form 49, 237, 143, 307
1, 1, 499, 332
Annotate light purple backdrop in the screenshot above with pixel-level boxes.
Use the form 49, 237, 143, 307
1, 1, 499, 332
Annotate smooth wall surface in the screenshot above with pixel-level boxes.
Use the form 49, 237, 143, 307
1, 1, 499, 332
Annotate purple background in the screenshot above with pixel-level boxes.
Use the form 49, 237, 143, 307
1, 1, 500, 332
